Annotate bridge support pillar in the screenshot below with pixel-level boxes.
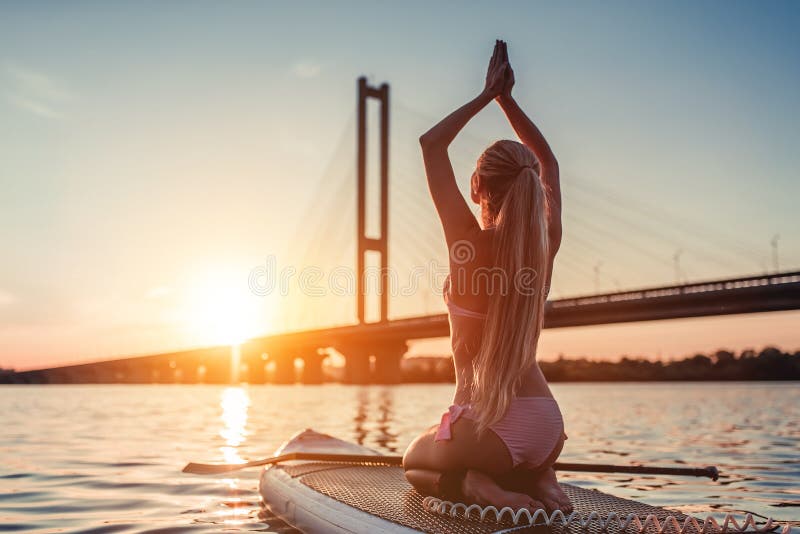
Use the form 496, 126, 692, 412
152, 361, 176, 383
356, 77, 391, 324
122, 362, 147, 383
241, 346, 266, 384
301, 350, 326, 385
109, 363, 127, 383
97, 368, 116, 383
249, 359, 267, 384
373, 341, 408, 384
271, 354, 295, 384
343, 347, 371, 384
199, 359, 231, 384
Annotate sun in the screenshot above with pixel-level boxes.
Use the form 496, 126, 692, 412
182, 267, 267, 346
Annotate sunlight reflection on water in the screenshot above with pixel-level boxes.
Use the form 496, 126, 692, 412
0, 382, 797, 533
219, 387, 250, 464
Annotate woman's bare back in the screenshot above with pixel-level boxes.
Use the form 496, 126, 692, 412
446, 228, 555, 401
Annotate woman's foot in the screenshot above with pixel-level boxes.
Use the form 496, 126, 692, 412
526, 467, 573, 513
461, 469, 546, 513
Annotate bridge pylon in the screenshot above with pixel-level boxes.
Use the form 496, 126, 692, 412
356, 77, 390, 324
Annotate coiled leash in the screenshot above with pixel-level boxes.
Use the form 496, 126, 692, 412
422, 496, 791, 534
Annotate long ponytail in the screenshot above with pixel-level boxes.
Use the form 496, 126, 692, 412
471, 142, 550, 435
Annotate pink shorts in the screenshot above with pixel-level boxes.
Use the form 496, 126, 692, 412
434, 397, 567, 469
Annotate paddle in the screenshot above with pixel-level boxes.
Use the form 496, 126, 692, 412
183, 452, 403, 475
182, 453, 719, 480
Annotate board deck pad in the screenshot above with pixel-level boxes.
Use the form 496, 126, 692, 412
261, 430, 704, 534
279, 461, 692, 534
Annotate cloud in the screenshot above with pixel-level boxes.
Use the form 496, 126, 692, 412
3, 61, 70, 119
291, 60, 322, 79
6, 94, 64, 118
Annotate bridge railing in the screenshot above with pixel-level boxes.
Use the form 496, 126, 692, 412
551, 271, 800, 309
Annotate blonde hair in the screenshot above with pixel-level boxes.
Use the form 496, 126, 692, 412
471, 140, 550, 435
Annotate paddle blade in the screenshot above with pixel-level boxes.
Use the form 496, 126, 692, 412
182, 462, 247, 475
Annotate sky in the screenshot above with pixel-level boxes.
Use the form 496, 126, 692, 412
1, 1, 799, 370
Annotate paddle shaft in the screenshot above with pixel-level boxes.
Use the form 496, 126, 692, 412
555, 462, 719, 481
183, 453, 719, 480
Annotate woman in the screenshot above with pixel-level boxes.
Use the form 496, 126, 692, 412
402, 40, 572, 514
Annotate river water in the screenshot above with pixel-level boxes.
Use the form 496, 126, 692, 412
0, 382, 797, 532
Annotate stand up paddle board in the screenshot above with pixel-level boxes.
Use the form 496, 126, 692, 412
259, 429, 703, 534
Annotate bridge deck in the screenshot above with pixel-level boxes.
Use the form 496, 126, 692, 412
11, 271, 800, 383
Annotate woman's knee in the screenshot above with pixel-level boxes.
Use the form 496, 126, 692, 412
403, 441, 455, 473
405, 468, 467, 499
402, 446, 420, 471
402, 426, 438, 471
403, 420, 508, 474
404, 468, 441, 495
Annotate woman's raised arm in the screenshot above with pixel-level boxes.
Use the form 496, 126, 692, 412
496, 42, 561, 250
420, 41, 507, 244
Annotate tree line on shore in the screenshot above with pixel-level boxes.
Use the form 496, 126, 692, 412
402, 346, 800, 382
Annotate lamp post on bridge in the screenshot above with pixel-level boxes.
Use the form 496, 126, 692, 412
771, 234, 780, 273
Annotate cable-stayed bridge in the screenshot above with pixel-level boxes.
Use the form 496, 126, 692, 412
14, 78, 800, 385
